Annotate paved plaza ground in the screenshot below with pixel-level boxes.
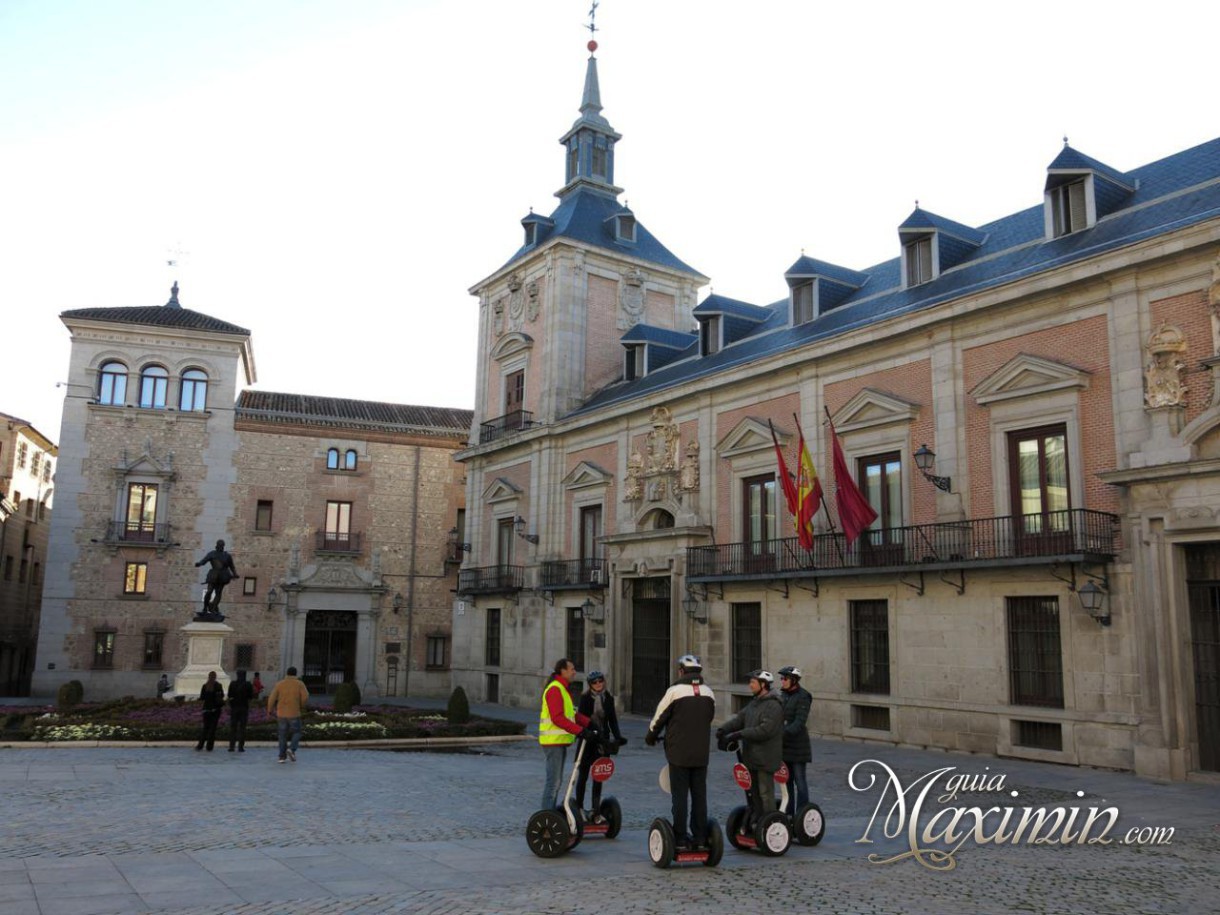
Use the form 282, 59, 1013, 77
1, 698, 1217, 914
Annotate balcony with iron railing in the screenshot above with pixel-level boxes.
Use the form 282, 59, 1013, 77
315, 530, 363, 554
539, 558, 608, 590
687, 509, 1120, 582
458, 564, 525, 595
479, 410, 536, 445
103, 520, 173, 545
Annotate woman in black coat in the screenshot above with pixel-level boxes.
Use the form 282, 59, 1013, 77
574, 670, 626, 818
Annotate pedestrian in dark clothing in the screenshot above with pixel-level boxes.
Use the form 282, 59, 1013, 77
778, 665, 813, 815
717, 669, 783, 828
156, 673, 171, 699
196, 671, 225, 752
227, 669, 255, 752
574, 670, 627, 819
645, 654, 716, 849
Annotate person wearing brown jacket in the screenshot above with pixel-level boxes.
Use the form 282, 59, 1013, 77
267, 666, 310, 763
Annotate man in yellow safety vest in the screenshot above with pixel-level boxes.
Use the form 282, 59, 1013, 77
539, 657, 597, 810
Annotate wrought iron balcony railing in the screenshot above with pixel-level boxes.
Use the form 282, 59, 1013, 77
104, 521, 173, 545
315, 530, 363, 554
479, 410, 535, 445
539, 558, 608, 589
458, 564, 525, 595
687, 509, 1119, 580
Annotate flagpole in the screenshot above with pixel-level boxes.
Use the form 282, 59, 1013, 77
820, 407, 847, 566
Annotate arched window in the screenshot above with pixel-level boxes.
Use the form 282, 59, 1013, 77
139, 365, 169, 409
326, 448, 340, 470
179, 369, 208, 411
344, 449, 358, 470
98, 361, 128, 405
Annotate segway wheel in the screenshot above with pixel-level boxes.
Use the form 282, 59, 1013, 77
794, 802, 826, 846
725, 805, 748, 850
703, 818, 724, 867
648, 817, 675, 869
526, 809, 571, 858
600, 797, 623, 840
756, 810, 791, 857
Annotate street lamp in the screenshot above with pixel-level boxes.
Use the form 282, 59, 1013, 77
913, 444, 952, 493
581, 596, 604, 623
1077, 580, 1109, 626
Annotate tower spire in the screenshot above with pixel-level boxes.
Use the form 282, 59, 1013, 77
557, 4, 622, 199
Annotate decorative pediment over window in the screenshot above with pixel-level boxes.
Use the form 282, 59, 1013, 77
716, 417, 788, 459
297, 560, 378, 591
482, 477, 523, 504
563, 461, 613, 490
971, 353, 1091, 405
831, 389, 920, 433
114, 441, 175, 481
490, 332, 534, 362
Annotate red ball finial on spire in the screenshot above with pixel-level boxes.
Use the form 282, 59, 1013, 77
587, 39, 598, 52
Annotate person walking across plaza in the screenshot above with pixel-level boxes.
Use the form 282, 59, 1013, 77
252, 671, 264, 700
195, 671, 225, 752
644, 654, 716, 850
226, 669, 255, 753
717, 669, 783, 829
574, 670, 627, 821
538, 658, 597, 810
267, 666, 310, 763
777, 665, 812, 815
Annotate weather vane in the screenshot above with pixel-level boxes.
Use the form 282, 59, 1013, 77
586, 1, 599, 51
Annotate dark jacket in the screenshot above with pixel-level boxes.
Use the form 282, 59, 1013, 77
199, 680, 226, 715
577, 689, 623, 742
647, 673, 716, 768
721, 689, 783, 773
780, 685, 813, 763
227, 678, 255, 712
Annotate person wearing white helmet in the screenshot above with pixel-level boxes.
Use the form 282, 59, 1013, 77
716, 669, 784, 829
644, 653, 716, 850
777, 665, 812, 816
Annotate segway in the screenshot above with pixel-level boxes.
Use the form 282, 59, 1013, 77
647, 764, 724, 868
577, 736, 624, 840
525, 734, 617, 857
722, 741, 791, 856
782, 767, 826, 846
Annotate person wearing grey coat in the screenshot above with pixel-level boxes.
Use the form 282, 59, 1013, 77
778, 666, 813, 815
717, 670, 784, 823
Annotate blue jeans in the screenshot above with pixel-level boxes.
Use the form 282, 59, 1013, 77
783, 760, 809, 815
277, 716, 302, 759
541, 744, 568, 809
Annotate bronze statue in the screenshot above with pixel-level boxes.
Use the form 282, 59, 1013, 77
195, 539, 238, 621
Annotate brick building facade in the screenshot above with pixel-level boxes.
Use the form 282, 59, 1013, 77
452, 44, 1220, 779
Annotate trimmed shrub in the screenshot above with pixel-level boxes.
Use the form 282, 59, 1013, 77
57, 680, 84, 709
447, 685, 471, 724
332, 681, 361, 714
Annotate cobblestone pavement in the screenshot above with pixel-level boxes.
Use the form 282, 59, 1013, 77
1, 704, 1218, 914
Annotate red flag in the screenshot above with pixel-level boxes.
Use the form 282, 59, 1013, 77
794, 421, 821, 550
829, 418, 877, 547
769, 420, 799, 520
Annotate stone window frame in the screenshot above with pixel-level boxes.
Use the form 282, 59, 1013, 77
92, 628, 117, 669
142, 629, 165, 669
123, 561, 148, 596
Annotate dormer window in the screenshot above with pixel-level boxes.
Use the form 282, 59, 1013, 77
700, 316, 722, 356
616, 213, 636, 243
524, 223, 537, 247
792, 281, 814, 325
625, 345, 644, 381
1050, 179, 1087, 237
904, 237, 933, 287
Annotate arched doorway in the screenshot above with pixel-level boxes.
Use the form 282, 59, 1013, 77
303, 610, 357, 694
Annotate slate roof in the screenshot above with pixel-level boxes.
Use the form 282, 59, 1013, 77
236, 391, 472, 436
500, 187, 703, 278
783, 255, 869, 288
1047, 145, 1133, 188
573, 137, 1220, 417
620, 324, 698, 349
61, 301, 250, 336
692, 294, 770, 321
897, 207, 988, 245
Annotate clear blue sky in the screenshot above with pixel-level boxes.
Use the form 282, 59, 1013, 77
1, 0, 1212, 440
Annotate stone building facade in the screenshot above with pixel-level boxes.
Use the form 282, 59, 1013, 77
0, 412, 56, 695
31, 287, 469, 701
452, 43, 1220, 780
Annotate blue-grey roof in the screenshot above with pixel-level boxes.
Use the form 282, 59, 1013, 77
783, 255, 869, 288
572, 137, 1220, 417
1047, 145, 1133, 190
692, 294, 769, 322
620, 324, 697, 349
501, 187, 703, 277
898, 207, 987, 246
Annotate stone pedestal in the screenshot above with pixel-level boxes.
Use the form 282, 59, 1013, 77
174, 620, 233, 699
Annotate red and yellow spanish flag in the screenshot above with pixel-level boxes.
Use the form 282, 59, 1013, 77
795, 420, 822, 550
768, 419, 799, 520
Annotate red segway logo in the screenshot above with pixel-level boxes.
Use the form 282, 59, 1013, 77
592, 758, 615, 782
733, 763, 752, 790
776, 764, 789, 784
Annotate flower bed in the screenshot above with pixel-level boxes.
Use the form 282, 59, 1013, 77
1, 700, 524, 742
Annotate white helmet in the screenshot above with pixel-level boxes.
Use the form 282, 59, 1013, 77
677, 653, 702, 670
778, 665, 803, 681
747, 669, 774, 686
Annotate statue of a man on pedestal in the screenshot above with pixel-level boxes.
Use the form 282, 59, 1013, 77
195, 539, 238, 621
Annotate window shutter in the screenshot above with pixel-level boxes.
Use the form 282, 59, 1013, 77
1068, 180, 1087, 232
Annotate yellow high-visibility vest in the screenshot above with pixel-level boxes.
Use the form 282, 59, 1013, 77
538, 679, 576, 746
